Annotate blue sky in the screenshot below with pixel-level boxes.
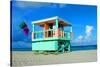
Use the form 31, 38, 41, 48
11, 1, 97, 47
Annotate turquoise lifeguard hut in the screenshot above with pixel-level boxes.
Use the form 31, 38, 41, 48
32, 16, 72, 53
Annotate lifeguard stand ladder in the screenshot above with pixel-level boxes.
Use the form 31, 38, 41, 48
32, 16, 72, 53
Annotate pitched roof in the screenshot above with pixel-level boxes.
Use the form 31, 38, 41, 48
32, 16, 72, 26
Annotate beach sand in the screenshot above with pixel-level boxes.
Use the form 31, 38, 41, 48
12, 50, 97, 66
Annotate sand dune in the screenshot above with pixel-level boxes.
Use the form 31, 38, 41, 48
12, 50, 97, 66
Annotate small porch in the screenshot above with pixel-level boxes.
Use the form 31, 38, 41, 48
32, 29, 71, 41
32, 16, 72, 41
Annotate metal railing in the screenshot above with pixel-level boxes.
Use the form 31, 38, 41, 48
33, 29, 71, 39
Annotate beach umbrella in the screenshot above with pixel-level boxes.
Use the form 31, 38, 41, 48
19, 21, 29, 35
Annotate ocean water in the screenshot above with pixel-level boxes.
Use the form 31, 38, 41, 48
12, 42, 97, 51
71, 45, 97, 51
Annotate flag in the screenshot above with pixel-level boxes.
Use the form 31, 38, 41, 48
19, 21, 29, 35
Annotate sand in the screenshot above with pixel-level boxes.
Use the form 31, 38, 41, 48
12, 50, 97, 67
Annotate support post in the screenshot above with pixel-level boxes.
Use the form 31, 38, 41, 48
70, 26, 72, 32
55, 19, 59, 37
68, 41, 71, 52
33, 24, 35, 32
55, 19, 58, 29
70, 26, 73, 39
32, 24, 35, 39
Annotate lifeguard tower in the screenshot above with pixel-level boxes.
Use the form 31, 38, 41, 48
32, 16, 72, 53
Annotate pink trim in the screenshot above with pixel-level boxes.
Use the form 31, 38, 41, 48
32, 32, 34, 39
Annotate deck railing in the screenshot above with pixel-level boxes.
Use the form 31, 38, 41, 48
33, 29, 71, 39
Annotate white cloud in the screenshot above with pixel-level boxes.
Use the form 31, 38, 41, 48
78, 35, 83, 40
74, 25, 94, 43
13, 1, 67, 9
59, 4, 67, 8
13, 1, 52, 8
74, 35, 83, 43
85, 25, 94, 41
